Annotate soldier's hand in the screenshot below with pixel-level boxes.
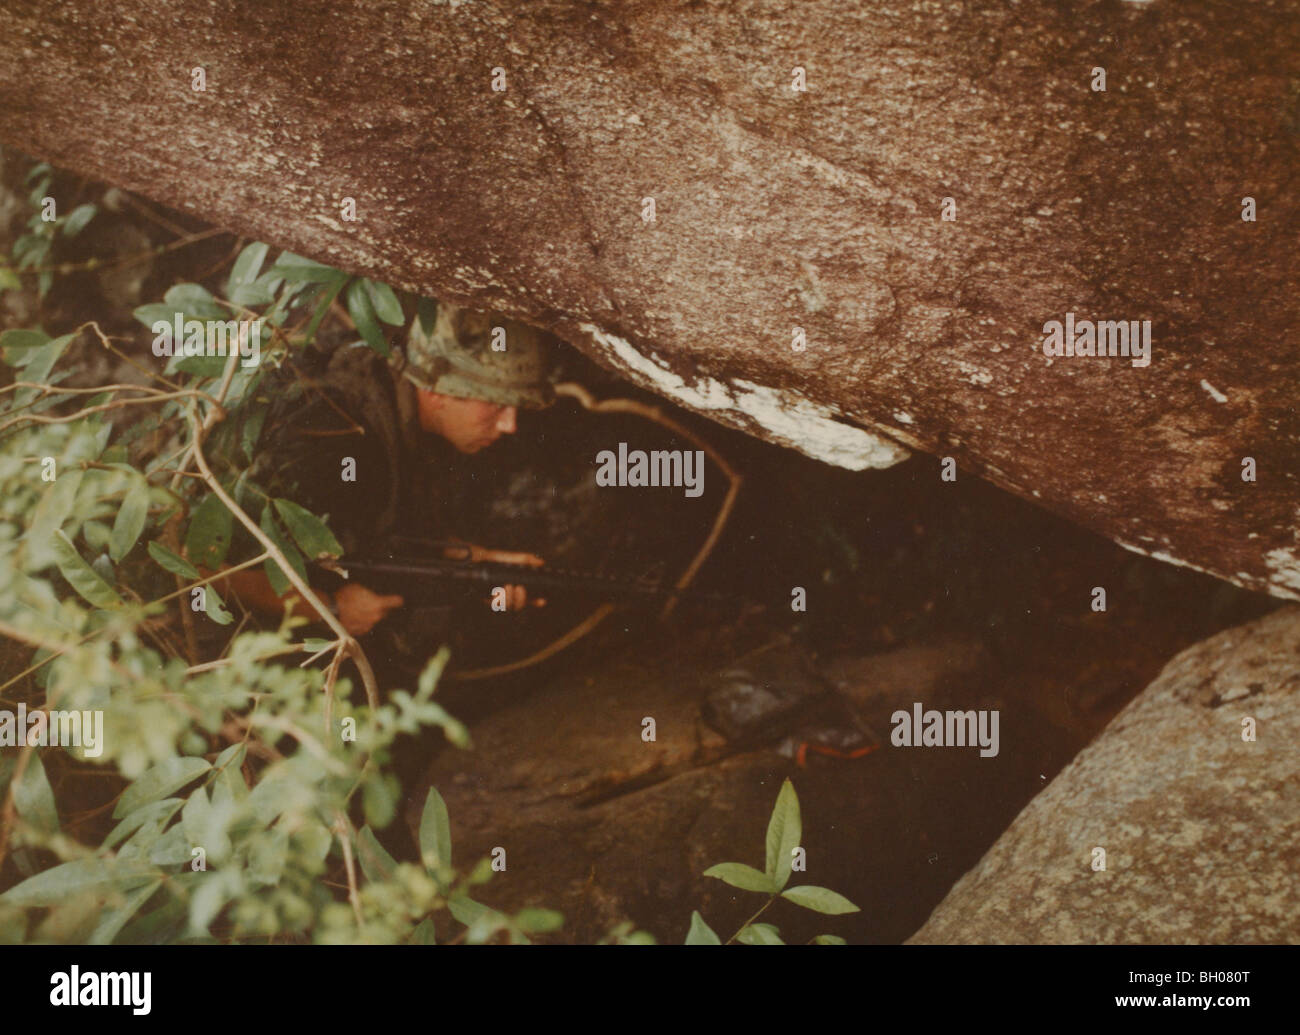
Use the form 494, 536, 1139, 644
494, 583, 547, 611
334, 583, 404, 636
470, 547, 547, 610
468, 546, 544, 568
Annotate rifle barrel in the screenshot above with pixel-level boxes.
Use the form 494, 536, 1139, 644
327, 556, 728, 602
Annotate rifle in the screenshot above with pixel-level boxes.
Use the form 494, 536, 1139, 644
316, 553, 736, 605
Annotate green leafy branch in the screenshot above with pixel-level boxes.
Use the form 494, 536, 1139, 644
0, 162, 99, 299
687, 778, 860, 945
0, 220, 549, 944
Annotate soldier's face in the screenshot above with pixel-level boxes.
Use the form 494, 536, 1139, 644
417, 390, 517, 453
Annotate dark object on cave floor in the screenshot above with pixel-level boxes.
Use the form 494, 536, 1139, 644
701, 643, 878, 758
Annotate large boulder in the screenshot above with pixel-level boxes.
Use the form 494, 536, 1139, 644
909, 607, 1300, 944
0, 1, 1297, 597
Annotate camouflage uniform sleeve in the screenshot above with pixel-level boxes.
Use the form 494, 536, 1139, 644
254, 354, 397, 559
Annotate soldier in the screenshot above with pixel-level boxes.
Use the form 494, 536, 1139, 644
224, 301, 555, 638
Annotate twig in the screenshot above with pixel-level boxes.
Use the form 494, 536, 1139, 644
553, 381, 743, 617
181, 380, 379, 714
0, 226, 227, 276
334, 813, 366, 928
85, 320, 186, 393
726, 894, 777, 945
0, 388, 207, 435
450, 603, 616, 682
151, 553, 268, 608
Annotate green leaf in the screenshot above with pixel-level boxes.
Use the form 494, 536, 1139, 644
113, 757, 211, 819
188, 871, 235, 935
132, 302, 177, 331
0, 328, 49, 354
269, 252, 346, 284
446, 892, 489, 927
813, 934, 847, 945
0, 266, 20, 292
210, 738, 245, 790
212, 741, 245, 776
409, 917, 437, 945
685, 910, 721, 945
765, 778, 802, 890
420, 701, 470, 749
416, 647, 449, 702
148, 824, 192, 866
246, 827, 288, 886
780, 885, 860, 915
228, 242, 269, 289
272, 498, 342, 560
356, 825, 398, 884
418, 787, 452, 871
180, 788, 212, 851
148, 540, 200, 580
109, 480, 150, 562
260, 505, 305, 598
345, 278, 389, 356
103, 798, 185, 851
89, 878, 162, 945
60, 203, 97, 238
25, 468, 83, 569
447, 892, 515, 942
300, 276, 346, 344
12, 754, 59, 836
514, 908, 563, 934
112, 886, 190, 944
240, 408, 267, 462
13, 232, 46, 264
0, 859, 114, 907
9, 334, 71, 399
364, 279, 404, 325
52, 529, 123, 608
702, 862, 775, 894
174, 355, 231, 378
227, 281, 274, 307
90, 551, 115, 582
736, 922, 784, 945
197, 583, 234, 626
362, 773, 396, 828
163, 283, 225, 320
415, 297, 438, 336
184, 493, 232, 569
83, 519, 112, 553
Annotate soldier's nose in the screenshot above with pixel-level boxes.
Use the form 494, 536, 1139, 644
496, 406, 517, 434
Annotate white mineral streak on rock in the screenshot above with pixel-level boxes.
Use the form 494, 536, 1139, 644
1115, 538, 1221, 578
730, 379, 911, 470
1117, 538, 1300, 601
1199, 379, 1229, 403
578, 323, 910, 470
1265, 548, 1300, 597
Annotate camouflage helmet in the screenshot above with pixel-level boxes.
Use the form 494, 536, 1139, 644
393, 302, 554, 409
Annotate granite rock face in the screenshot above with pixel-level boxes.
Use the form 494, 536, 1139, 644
0, 1, 1297, 597
909, 607, 1300, 944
